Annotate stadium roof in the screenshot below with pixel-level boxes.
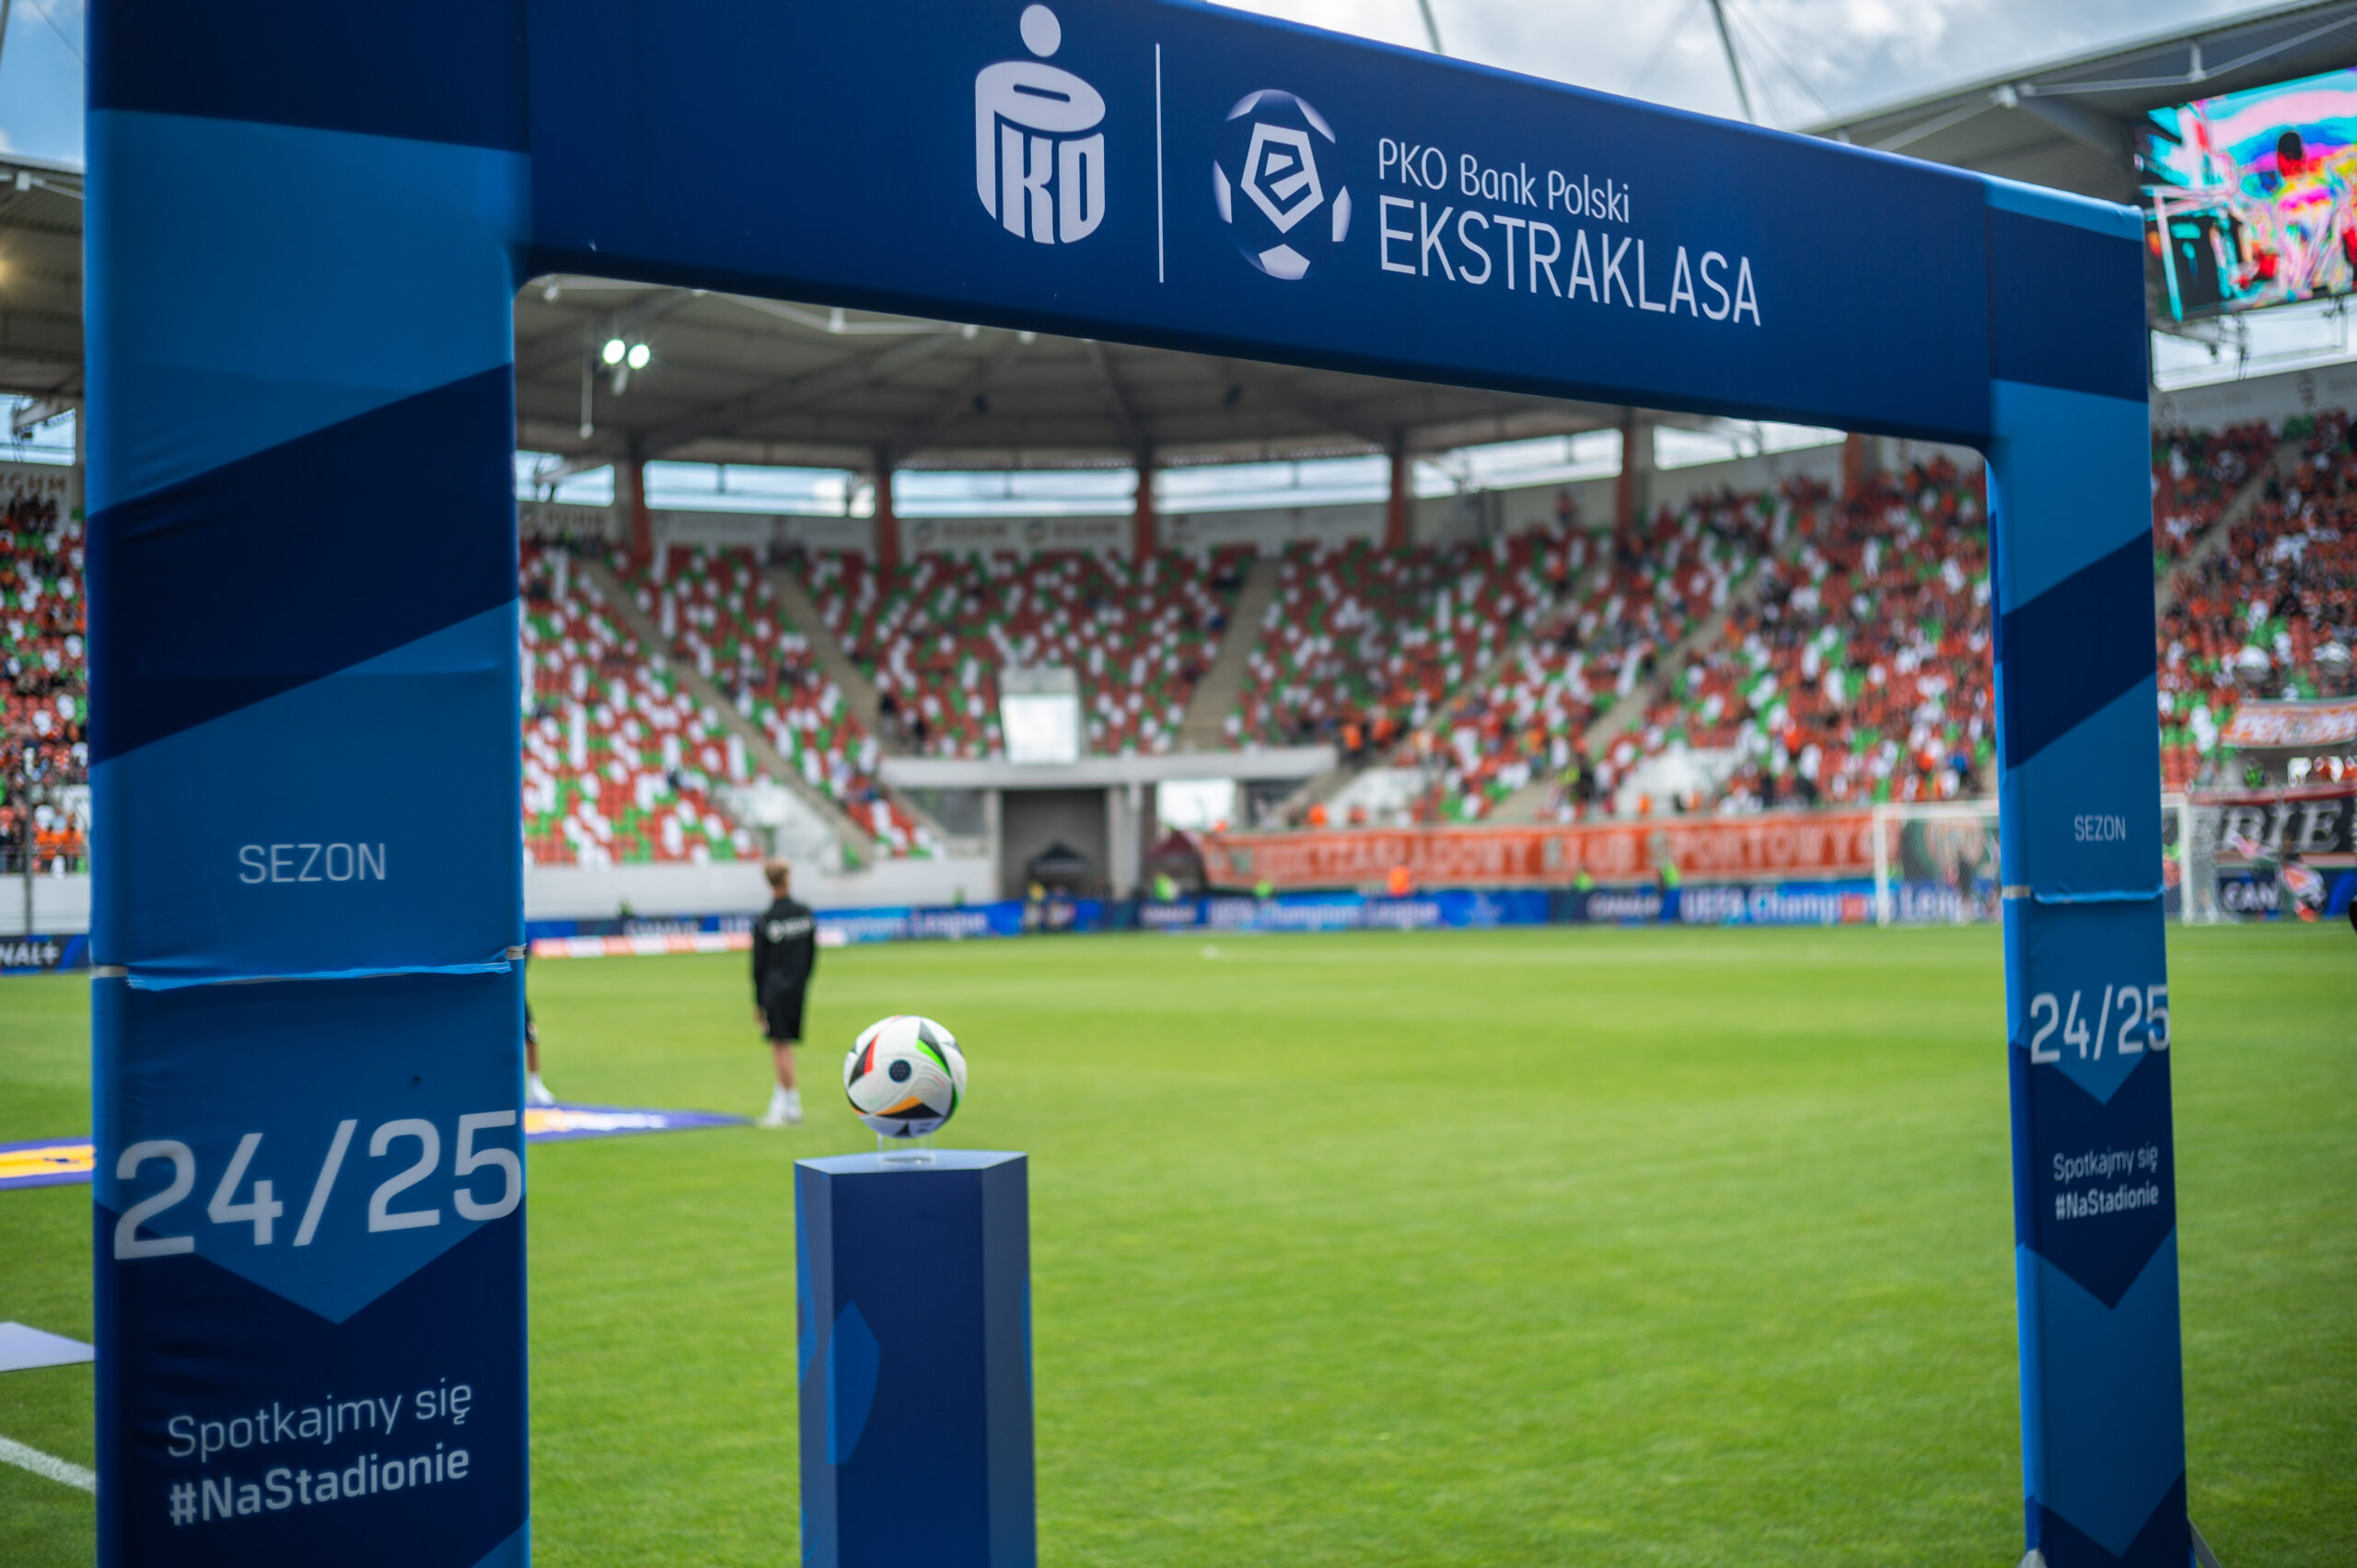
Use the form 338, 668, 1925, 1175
0, 157, 1715, 480
0, 140, 1701, 476
0, 152, 82, 412
16, 6, 2355, 472
512, 278, 1679, 479
1803, 0, 2357, 206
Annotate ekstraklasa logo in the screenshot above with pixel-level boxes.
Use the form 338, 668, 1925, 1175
1213, 89, 1351, 281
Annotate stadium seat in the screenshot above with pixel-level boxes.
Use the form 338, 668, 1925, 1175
616, 545, 935, 855
520, 543, 766, 867
797, 546, 1239, 760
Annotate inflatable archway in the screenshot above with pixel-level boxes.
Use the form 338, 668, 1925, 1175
87, 3, 2181, 1564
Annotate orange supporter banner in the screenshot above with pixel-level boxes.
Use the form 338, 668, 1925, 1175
1202, 810, 1888, 890
2218, 697, 2357, 749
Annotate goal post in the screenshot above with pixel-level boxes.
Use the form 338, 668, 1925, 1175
1873, 796, 2200, 925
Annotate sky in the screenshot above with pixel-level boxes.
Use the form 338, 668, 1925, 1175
0, 0, 82, 164
0, 0, 2272, 161
1215, 0, 2263, 128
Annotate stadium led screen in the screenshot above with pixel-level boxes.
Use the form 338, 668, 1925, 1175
2145, 65, 2357, 320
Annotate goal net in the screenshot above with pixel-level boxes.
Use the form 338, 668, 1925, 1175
1867, 796, 2198, 925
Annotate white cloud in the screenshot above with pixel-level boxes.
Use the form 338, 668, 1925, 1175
1211, 0, 2260, 128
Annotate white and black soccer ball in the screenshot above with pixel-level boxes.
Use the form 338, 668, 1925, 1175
842, 1016, 968, 1138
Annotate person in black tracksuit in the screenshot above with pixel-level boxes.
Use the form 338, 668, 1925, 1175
751, 858, 819, 1127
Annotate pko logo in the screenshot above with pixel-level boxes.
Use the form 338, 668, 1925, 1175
975, 6, 1106, 245
1213, 90, 1351, 281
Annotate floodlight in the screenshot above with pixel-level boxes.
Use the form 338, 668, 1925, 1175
601, 338, 626, 365
626, 342, 651, 370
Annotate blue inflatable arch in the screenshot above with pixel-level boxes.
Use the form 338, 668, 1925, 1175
87, 3, 2181, 1564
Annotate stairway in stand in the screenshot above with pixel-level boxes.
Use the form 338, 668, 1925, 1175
763, 563, 890, 745
1177, 555, 1279, 750
2155, 431, 2302, 618
1487, 565, 1773, 823
581, 556, 883, 865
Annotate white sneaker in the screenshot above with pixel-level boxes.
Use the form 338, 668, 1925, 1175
757, 1109, 789, 1129
527, 1077, 557, 1108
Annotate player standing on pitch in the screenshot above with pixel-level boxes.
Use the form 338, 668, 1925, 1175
753, 858, 819, 1127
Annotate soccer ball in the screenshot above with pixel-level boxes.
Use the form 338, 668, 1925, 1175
842, 1016, 967, 1138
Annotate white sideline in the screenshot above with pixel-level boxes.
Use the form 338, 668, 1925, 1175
0, 1434, 96, 1493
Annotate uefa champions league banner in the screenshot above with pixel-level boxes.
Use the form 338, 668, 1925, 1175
1570, 880, 1880, 926
1136, 889, 1552, 932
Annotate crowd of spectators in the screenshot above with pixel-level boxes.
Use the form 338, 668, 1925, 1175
10, 409, 2355, 877
519, 544, 762, 867
2151, 420, 2279, 574
1666, 462, 1992, 813
1228, 528, 1584, 761
802, 547, 1240, 758
621, 546, 934, 855
1396, 486, 1785, 819
2159, 412, 2357, 788
1, 488, 86, 869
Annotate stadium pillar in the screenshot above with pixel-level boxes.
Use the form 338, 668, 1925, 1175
1614, 410, 1652, 532
1384, 434, 1410, 550
873, 450, 900, 571
1132, 448, 1157, 560
621, 452, 653, 565
1841, 431, 1868, 496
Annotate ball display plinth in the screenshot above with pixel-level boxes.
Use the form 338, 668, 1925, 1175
795, 1151, 1033, 1568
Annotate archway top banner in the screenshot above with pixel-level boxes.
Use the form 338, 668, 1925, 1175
95, 0, 2146, 448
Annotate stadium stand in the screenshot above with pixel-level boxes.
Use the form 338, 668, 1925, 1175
617, 545, 933, 854
1395, 485, 1790, 819
0, 488, 85, 869
1399, 462, 1996, 820
1685, 461, 1992, 812
2150, 421, 2281, 574
2158, 412, 2357, 787
797, 547, 1241, 758
1228, 528, 1586, 767
519, 544, 766, 867
5, 424, 2340, 870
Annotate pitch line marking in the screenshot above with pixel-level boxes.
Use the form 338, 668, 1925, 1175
0, 1434, 97, 1493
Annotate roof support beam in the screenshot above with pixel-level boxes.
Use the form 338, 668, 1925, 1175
883, 330, 1034, 466
638, 331, 960, 459
1212, 359, 1393, 450
522, 448, 619, 486
2007, 91, 2131, 164
1086, 340, 1151, 459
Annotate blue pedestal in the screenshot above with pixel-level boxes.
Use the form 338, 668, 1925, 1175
795, 1152, 1033, 1568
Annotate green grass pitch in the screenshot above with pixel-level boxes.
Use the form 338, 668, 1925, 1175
2, 925, 2351, 1565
